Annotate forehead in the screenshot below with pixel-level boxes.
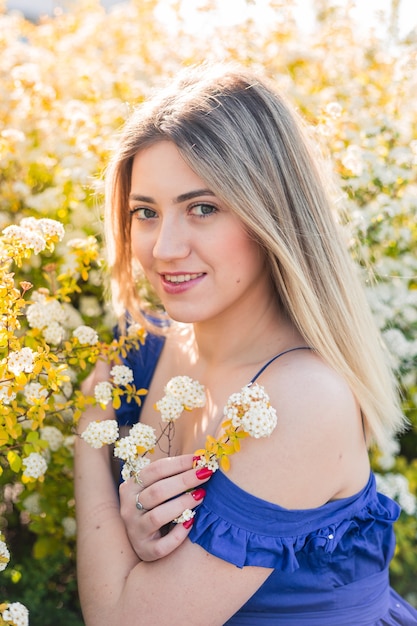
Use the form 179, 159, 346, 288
131, 141, 207, 190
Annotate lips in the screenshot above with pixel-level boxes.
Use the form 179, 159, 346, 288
162, 273, 204, 284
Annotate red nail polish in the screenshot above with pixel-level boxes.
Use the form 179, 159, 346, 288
196, 467, 213, 480
192, 455, 201, 464
183, 518, 194, 530
191, 488, 206, 501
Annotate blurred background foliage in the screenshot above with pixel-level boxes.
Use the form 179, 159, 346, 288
0, 0, 416, 622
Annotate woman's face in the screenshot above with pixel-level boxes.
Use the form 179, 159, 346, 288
129, 141, 272, 325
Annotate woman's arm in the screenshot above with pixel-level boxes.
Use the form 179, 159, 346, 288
75, 361, 271, 624
75, 419, 271, 626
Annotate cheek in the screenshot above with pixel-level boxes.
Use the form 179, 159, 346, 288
226, 235, 263, 275
130, 227, 148, 264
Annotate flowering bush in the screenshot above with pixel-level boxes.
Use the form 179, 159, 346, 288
0, 0, 416, 621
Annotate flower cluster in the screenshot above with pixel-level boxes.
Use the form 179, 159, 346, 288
1, 217, 64, 261
224, 384, 278, 439
115, 423, 157, 481
21, 453, 48, 480
195, 383, 277, 473
155, 376, 206, 422
0, 534, 28, 624
0, 540, 10, 572
173, 509, 195, 524
0, 213, 149, 619
7, 347, 36, 377
81, 421, 119, 449
0, 602, 29, 626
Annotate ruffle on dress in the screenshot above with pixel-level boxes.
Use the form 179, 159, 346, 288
189, 470, 400, 572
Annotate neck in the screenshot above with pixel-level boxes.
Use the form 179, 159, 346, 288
190, 295, 301, 370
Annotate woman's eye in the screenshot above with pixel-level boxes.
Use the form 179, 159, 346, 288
130, 207, 157, 220
190, 203, 217, 217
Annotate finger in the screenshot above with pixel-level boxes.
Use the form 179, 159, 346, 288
138, 522, 195, 562
138, 454, 196, 486
119, 454, 210, 504
134, 486, 206, 532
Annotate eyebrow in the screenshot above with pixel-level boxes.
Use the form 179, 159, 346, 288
128, 189, 215, 204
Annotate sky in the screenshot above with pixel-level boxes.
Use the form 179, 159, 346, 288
5, 0, 417, 39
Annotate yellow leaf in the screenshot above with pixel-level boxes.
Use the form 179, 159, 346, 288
7, 450, 22, 473
0, 429, 9, 446
220, 455, 231, 472
112, 395, 121, 410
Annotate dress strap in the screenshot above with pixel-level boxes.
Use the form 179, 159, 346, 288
249, 346, 312, 385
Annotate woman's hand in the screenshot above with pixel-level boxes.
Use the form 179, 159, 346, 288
119, 454, 212, 562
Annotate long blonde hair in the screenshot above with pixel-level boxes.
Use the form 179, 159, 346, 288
105, 63, 406, 448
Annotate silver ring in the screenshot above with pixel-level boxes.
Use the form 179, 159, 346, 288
135, 493, 147, 512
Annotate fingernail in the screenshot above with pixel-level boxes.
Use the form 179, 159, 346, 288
191, 488, 206, 501
192, 455, 201, 464
183, 518, 194, 530
196, 467, 213, 480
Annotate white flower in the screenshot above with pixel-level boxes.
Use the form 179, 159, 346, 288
114, 435, 138, 461
0, 540, 10, 571
26, 297, 66, 330
73, 325, 99, 346
129, 422, 157, 450
7, 347, 36, 376
155, 395, 184, 422
173, 509, 195, 524
81, 420, 119, 449
224, 383, 278, 439
383, 328, 414, 361
2, 224, 46, 254
22, 452, 48, 479
0, 383, 16, 405
114, 423, 157, 461
121, 456, 151, 482
40, 426, 64, 451
79, 295, 102, 318
110, 365, 134, 386
94, 381, 113, 406
62, 516, 77, 538
342, 145, 364, 176
23, 382, 48, 405
165, 376, 206, 409
376, 472, 417, 516
37, 218, 65, 241
127, 322, 144, 337
194, 456, 219, 472
42, 321, 65, 344
22, 492, 42, 515
377, 437, 401, 471
2, 601, 29, 626
325, 101, 342, 118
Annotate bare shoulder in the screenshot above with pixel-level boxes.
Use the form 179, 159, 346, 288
227, 349, 370, 508
263, 348, 358, 429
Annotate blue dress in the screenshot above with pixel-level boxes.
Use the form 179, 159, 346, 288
189, 470, 417, 625
116, 332, 417, 625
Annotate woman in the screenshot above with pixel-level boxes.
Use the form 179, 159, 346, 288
75, 64, 417, 625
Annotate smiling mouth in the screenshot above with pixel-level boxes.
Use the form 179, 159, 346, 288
162, 273, 204, 284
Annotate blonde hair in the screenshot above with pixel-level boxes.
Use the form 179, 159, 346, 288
105, 63, 406, 448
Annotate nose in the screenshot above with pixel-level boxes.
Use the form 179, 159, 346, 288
152, 215, 190, 261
